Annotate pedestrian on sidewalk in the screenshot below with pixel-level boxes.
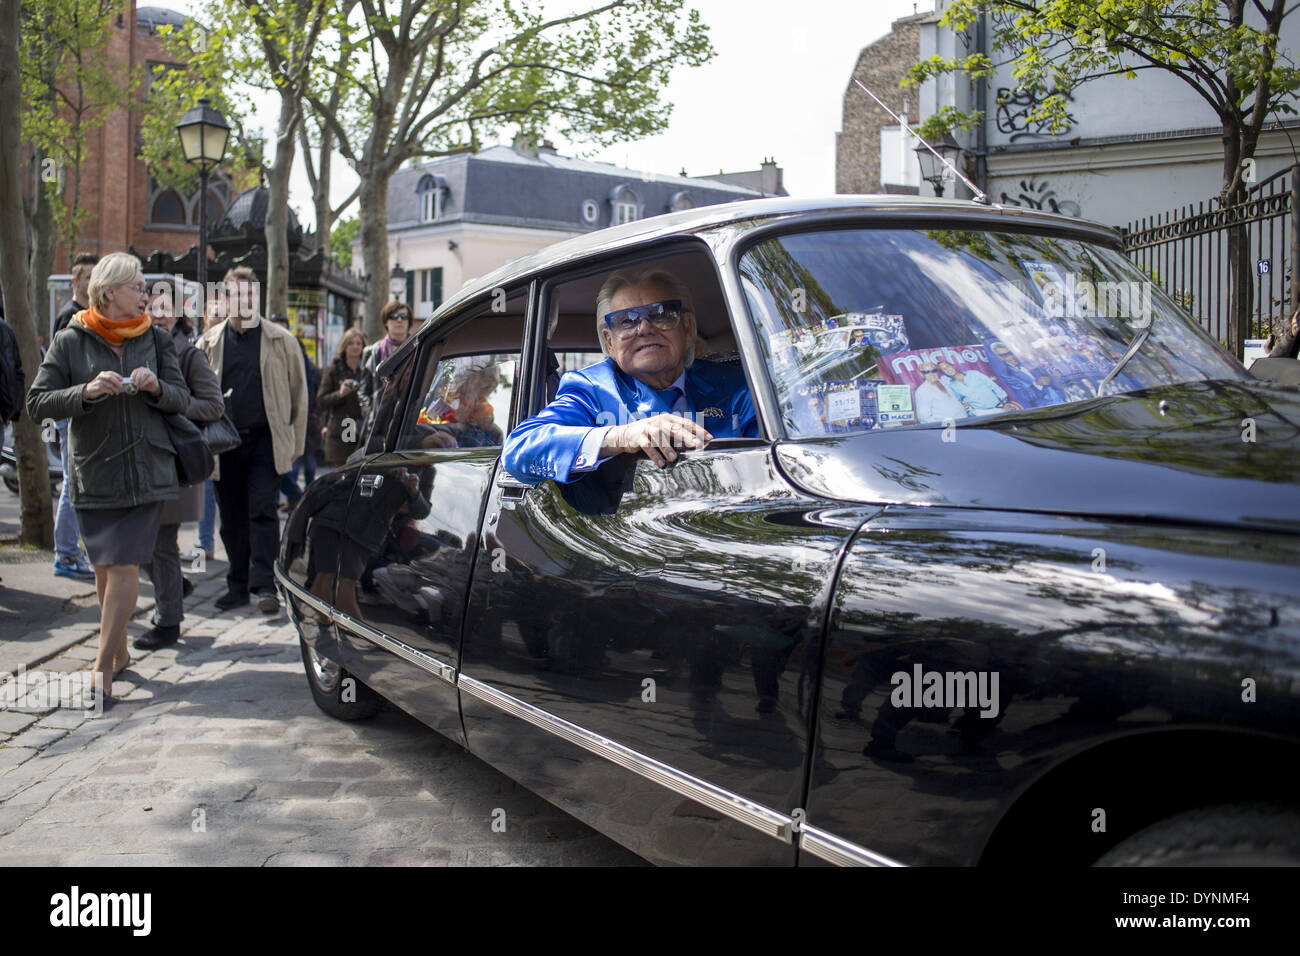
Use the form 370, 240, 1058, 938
358, 302, 413, 419
194, 300, 223, 561
271, 314, 320, 510
318, 327, 367, 466
137, 280, 224, 650
0, 302, 23, 458
197, 267, 307, 615
51, 252, 98, 581
26, 252, 191, 702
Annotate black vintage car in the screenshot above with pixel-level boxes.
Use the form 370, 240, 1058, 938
276, 196, 1300, 866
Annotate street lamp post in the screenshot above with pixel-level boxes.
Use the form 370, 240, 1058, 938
390, 263, 407, 303
914, 132, 962, 198
176, 98, 230, 309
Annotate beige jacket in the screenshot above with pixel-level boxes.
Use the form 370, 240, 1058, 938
198, 317, 307, 479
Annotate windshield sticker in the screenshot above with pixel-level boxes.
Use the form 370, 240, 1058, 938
875, 384, 916, 427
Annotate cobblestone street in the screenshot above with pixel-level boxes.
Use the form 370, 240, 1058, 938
0, 571, 641, 866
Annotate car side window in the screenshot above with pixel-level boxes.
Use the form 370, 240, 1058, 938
399, 353, 517, 450
394, 291, 528, 452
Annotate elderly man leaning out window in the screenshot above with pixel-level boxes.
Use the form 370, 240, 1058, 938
503, 268, 757, 484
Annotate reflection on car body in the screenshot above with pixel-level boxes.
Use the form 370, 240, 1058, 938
275, 196, 1300, 867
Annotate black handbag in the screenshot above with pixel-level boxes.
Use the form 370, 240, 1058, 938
152, 328, 215, 485
202, 407, 241, 455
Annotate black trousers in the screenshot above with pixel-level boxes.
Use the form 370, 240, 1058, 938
215, 430, 280, 594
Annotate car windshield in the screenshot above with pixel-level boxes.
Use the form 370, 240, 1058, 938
737, 227, 1246, 437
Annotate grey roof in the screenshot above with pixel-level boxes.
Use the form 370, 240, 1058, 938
426, 194, 1121, 336
137, 6, 189, 29
387, 145, 777, 233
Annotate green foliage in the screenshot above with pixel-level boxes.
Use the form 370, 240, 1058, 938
138, 15, 267, 195
905, 1, 1299, 195
330, 215, 359, 268
19, 0, 141, 255
312, 0, 715, 170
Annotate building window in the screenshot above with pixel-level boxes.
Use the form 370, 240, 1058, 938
609, 184, 639, 225
417, 267, 443, 316
418, 174, 445, 222
668, 191, 695, 212
151, 189, 186, 225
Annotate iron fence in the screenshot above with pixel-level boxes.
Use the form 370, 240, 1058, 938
1121, 163, 1297, 345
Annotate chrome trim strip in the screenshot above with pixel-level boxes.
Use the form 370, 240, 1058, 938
458, 674, 794, 843
799, 824, 905, 867
334, 612, 457, 684
274, 564, 335, 620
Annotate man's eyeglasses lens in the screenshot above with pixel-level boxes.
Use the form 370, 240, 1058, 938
391, 313, 411, 320
604, 299, 683, 338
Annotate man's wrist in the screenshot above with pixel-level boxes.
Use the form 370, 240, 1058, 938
599, 424, 624, 456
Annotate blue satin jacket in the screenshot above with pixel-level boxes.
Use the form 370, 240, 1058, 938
503, 357, 758, 484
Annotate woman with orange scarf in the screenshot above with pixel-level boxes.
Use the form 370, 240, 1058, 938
28, 252, 191, 707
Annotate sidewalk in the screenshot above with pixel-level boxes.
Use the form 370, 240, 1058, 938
0, 553, 640, 866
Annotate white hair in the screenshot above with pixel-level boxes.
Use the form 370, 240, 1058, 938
87, 252, 143, 311
595, 267, 697, 366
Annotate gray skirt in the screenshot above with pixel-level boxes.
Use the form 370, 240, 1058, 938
76, 502, 165, 567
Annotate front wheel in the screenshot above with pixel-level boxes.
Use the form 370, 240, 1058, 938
1095, 803, 1300, 866
299, 635, 382, 720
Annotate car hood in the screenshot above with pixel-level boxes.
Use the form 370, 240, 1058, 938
774, 379, 1300, 533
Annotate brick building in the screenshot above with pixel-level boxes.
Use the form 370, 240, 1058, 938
835, 11, 929, 195
39, 4, 233, 268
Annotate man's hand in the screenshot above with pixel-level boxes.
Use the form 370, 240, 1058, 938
604, 414, 713, 468
340, 379, 356, 396
83, 370, 123, 400
130, 367, 161, 396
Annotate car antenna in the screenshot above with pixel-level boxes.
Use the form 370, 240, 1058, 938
852, 77, 991, 205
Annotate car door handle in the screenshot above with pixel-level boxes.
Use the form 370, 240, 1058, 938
500, 482, 529, 502
359, 473, 384, 497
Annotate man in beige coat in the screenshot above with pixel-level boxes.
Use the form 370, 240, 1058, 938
197, 268, 307, 613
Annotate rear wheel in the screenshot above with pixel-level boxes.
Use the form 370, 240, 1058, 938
299, 635, 382, 720
1095, 803, 1300, 866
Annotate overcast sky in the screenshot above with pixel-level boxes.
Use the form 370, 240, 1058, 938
166, 0, 933, 228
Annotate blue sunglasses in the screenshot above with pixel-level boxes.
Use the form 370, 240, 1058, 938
603, 299, 684, 339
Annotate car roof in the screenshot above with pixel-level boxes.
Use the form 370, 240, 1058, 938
423, 194, 1123, 336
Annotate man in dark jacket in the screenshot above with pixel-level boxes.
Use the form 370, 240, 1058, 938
53, 253, 98, 337
0, 306, 24, 453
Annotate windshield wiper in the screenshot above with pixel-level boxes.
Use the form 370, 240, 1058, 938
1095, 326, 1151, 398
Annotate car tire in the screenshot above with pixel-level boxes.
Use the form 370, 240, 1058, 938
2, 475, 16, 495
299, 635, 382, 721
1095, 803, 1300, 866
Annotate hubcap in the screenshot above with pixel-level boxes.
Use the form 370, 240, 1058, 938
306, 641, 342, 693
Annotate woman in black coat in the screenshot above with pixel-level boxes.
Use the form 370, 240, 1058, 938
318, 328, 367, 466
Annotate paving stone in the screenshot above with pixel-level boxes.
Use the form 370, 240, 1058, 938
365, 846, 452, 866
0, 746, 36, 772
0, 712, 38, 734
42, 657, 86, 674
60, 645, 98, 662
35, 710, 90, 730
8, 727, 69, 752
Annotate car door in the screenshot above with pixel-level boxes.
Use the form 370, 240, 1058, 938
456, 265, 855, 866
330, 289, 530, 743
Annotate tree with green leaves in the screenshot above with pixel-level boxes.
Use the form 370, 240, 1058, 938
905, 1, 1300, 358
307, 0, 714, 341
142, 2, 331, 322
20, 0, 139, 333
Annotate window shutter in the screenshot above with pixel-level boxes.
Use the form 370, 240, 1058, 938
406, 271, 415, 305
431, 267, 443, 308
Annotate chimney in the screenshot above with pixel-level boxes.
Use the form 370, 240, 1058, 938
760, 157, 782, 196
538, 139, 557, 154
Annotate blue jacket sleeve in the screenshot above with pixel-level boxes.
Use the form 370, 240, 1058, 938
503, 371, 611, 485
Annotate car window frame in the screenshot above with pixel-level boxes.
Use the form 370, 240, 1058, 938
522, 238, 773, 447
389, 283, 532, 455
727, 213, 1141, 443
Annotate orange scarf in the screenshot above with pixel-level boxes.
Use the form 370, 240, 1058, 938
74, 305, 152, 346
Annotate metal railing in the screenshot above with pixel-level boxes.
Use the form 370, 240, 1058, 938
1121, 163, 1297, 344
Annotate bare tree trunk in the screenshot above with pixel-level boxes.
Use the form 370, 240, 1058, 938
313, 125, 333, 258
264, 91, 299, 322
0, 0, 54, 548
30, 166, 56, 342
359, 168, 389, 343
